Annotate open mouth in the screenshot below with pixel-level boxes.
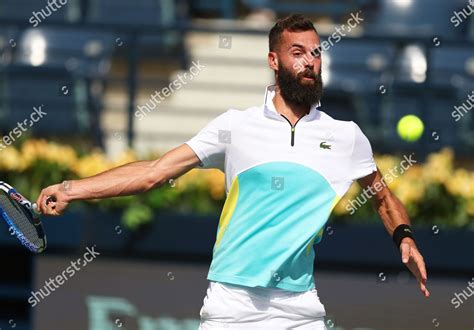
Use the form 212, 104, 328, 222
300, 72, 316, 81
301, 75, 315, 81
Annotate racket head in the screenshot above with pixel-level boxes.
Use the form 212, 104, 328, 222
0, 182, 47, 253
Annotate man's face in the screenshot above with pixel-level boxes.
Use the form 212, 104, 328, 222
269, 30, 323, 108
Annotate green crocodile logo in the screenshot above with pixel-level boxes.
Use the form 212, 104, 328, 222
319, 142, 331, 150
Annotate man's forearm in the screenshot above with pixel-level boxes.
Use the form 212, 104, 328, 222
64, 160, 165, 202
376, 192, 411, 236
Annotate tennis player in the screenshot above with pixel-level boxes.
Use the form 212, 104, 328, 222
38, 14, 429, 329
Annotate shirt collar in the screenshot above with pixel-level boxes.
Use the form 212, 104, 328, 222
263, 84, 321, 121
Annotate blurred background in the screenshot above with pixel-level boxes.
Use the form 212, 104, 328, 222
0, 0, 473, 329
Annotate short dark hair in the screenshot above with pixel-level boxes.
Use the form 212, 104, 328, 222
268, 14, 318, 52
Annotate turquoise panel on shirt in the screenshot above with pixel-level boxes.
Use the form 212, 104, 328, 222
208, 161, 337, 292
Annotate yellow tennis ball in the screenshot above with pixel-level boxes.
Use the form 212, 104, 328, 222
397, 115, 424, 142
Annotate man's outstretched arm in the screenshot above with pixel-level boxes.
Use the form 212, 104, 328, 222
358, 169, 430, 298
36, 144, 201, 216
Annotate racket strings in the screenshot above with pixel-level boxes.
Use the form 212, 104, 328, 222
0, 193, 44, 250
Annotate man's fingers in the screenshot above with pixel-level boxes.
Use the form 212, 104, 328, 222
411, 249, 428, 282
408, 262, 429, 297
406, 247, 430, 298
417, 257, 428, 283
46, 200, 60, 215
400, 243, 410, 264
420, 280, 426, 292
36, 190, 59, 216
420, 280, 430, 297
406, 260, 422, 283
38, 194, 49, 214
35, 192, 46, 214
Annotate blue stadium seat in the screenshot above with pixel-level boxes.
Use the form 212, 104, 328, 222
87, 0, 164, 26
265, 0, 375, 19
323, 39, 396, 93
322, 39, 396, 126
0, 27, 19, 69
193, 0, 375, 19
136, 0, 187, 58
425, 92, 461, 149
0, 0, 79, 24
13, 28, 115, 78
86, 0, 186, 60
191, 0, 237, 19
380, 87, 423, 148
365, 0, 469, 39
428, 44, 473, 150
429, 45, 474, 92
469, 15, 474, 41
1, 66, 90, 135
380, 86, 461, 152
320, 91, 358, 122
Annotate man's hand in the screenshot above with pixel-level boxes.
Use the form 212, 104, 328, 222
36, 182, 70, 216
400, 237, 430, 298
358, 170, 430, 298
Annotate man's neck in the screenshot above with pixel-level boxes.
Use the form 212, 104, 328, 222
272, 88, 310, 125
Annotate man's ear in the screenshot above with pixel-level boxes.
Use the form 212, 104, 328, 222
268, 51, 278, 71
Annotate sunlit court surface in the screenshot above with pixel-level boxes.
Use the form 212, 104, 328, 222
0, 0, 473, 329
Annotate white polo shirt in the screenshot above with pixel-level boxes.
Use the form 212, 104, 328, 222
185, 85, 377, 292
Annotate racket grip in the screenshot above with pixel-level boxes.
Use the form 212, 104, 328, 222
32, 196, 55, 215
32, 203, 41, 215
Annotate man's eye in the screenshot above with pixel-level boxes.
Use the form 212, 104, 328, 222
293, 52, 302, 56
311, 49, 321, 57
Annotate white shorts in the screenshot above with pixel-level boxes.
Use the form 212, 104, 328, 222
198, 281, 327, 329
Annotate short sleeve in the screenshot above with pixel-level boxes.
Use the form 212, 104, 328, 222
349, 122, 377, 180
184, 110, 232, 170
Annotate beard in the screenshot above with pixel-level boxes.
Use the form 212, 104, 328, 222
277, 62, 323, 108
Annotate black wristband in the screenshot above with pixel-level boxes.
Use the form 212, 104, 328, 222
392, 224, 414, 247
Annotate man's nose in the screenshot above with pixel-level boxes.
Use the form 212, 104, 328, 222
304, 53, 315, 68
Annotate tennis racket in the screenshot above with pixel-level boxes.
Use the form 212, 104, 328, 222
0, 181, 52, 253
